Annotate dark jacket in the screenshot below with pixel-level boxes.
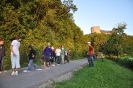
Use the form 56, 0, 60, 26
0, 44, 6, 57
28, 49, 36, 60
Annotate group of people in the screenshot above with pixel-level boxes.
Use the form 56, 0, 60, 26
42, 43, 70, 69
0, 35, 105, 75
0, 36, 71, 75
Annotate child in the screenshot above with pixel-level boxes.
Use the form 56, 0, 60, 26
24, 45, 36, 72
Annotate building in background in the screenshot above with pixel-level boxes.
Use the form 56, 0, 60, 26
91, 26, 112, 34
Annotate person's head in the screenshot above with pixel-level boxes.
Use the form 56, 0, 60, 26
28, 45, 33, 50
0, 39, 4, 45
87, 42, 91, 46
58, 46, 60, 49
61, 45, 64, 48
47, 43, 51, 47
16, 36, 22, 42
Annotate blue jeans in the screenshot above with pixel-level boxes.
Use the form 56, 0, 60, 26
88, 55, 94, 67
28, 60, 36, 71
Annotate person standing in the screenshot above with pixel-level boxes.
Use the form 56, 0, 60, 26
87, 42, 94, 67
0, 39, 6, 73
55, 46, 61, 65
42, 43, 52, 69
24, 45, 37, 72
10, 36, 22, 75
100, 52, 104, 62
51, 46, 55, 66
61, 45, 65, 64
64, 49, 70, 63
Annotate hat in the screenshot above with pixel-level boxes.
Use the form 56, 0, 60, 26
87, 42, 91, 44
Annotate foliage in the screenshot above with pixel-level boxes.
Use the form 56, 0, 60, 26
0, 0, 133, 70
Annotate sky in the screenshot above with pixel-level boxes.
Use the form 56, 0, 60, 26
72, 0, 133, 35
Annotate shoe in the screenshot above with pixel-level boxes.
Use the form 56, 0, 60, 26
23, 70, 31, 72
36, 68, 43, 70
46, 67, 50, 69
27, 70, 31, 72
11, 71, 15, 75
44, 67, 46, 69
15, 71, 18, 75
0, 71, 2, 73
52, 64, 55, 66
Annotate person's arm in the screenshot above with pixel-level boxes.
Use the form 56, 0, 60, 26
3, 46, 6, 57
10, 45, 16, 56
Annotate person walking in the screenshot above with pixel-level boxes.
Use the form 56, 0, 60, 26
0, 39, 6, 73
42, 43, 52, 69
87, 42, 94, 67
10, 36, 22, 75
24, 45, 37, 72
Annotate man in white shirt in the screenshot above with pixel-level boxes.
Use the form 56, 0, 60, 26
55, 46, 61, 65
10, 36, 22, 75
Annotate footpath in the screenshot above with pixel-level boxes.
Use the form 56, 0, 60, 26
0, 59, 87, 88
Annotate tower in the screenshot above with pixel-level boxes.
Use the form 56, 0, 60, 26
91, 26, 100, 33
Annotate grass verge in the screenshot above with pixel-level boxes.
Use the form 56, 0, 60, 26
53, 59, 133, 88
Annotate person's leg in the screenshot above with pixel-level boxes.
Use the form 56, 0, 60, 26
11, 55, 16, 75
1, 57, 4, 71
90, 56, 94, 66
44, 56, 47, 68
15, 54, 20, 75
55, 56, 57, 64
67, 56, 69, 63
88, 56, 93, 67
0, 57, 2, 73
61, 55, 64, 64
57, 56, 59, 64
28, 60, 32, 71
32, 60, 37, 69
102, 58, 104, 62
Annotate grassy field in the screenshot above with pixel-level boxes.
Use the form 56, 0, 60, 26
53, 59, 133, 88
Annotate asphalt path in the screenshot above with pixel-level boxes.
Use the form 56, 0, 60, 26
0, 59, 88, 88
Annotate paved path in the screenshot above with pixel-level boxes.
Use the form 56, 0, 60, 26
0, 59, 87, 88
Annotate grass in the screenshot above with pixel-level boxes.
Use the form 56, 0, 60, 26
53, 59, 133, 88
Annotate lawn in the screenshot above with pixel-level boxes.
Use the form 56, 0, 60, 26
53, 59, 133, 88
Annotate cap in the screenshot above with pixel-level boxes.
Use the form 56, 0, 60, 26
87, 42, 91, 44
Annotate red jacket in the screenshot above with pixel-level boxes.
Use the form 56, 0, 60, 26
88, 45, 94, 56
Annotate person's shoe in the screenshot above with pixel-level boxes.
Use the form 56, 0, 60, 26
46, 67, 50, 69
27, 70, 31, 72
44, 67, 46, 69
52, 64, 55, 66
23, 70, 31, 72
0, 71, 2, 73
11, 71, 15, 75
15, 71, 18, 75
